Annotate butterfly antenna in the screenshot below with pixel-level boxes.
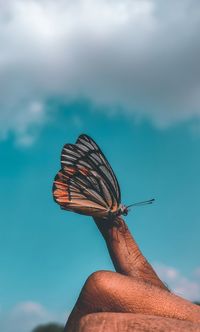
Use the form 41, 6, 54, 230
127, 198, 155, 208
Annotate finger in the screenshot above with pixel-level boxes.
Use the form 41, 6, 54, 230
78, 312, 200, 332
64, 271, 200, 332
94, 216, 167, 290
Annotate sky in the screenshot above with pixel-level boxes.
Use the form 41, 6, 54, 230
0, 1, 200, 331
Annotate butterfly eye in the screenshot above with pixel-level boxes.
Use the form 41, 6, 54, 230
123, 209, 128, 216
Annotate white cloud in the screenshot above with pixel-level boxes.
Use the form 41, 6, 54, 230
154, 263, 200, 302
1, 0, 200, 144
4, 101, 46, 146
0, 301, 66, 332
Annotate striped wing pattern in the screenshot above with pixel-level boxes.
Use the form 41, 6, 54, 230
53, 134, 121, 218
76, 135, 121, 203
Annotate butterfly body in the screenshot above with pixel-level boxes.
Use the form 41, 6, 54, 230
118, 204, 129, 216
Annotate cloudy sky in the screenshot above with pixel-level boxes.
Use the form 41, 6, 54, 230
1, 0, 200, 331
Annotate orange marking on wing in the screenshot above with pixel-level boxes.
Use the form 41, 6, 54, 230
58, 171, 69, 179
57, 197, 68, 203
54, 192, 70, 204
79, 167, 89, 176
54, 181, 68, 190
54, 189, 66, 197
63, 166, 77, 175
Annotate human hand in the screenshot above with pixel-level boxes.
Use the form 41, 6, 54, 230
64, 217, 200, 332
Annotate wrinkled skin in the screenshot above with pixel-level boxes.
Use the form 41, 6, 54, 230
64, 217, 200, 331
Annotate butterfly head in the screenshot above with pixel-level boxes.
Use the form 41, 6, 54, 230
119, 204, 129, 216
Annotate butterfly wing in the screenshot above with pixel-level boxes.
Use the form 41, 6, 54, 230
76, 134, 121, 203
53, 134, 121, 218
53, 166, 113, 218
61, 134, 121, 212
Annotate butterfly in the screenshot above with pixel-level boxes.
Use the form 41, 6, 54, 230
52, 134, 154, 219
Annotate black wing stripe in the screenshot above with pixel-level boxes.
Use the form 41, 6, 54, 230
62, 144, 116, 196
60, 135, 121, 212
63, 168, 110, 208
77, 135, 120, 186
62, 148, 116, 209
76, 144, 117, 196
54, 169, 109, 208
77, 140, 120, 204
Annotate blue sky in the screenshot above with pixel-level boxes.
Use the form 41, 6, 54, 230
1, 1, 200, 331
1, 102, 200, 331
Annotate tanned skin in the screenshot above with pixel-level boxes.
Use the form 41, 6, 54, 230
64, 216, 200, 331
